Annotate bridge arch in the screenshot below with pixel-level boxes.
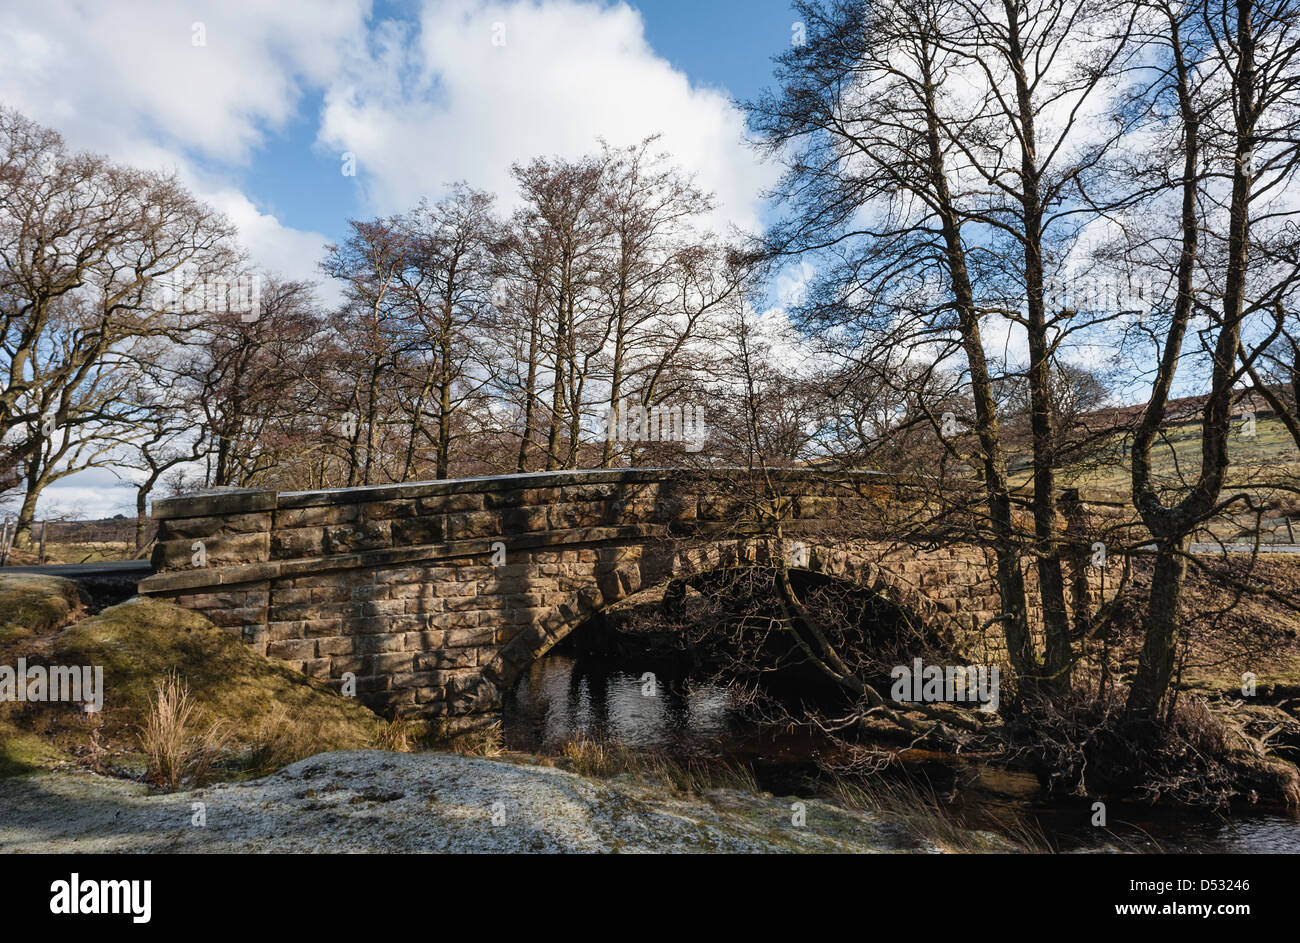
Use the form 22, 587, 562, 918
479, 537, 952, 699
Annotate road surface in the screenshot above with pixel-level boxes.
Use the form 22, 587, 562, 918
1, 561, 152, 578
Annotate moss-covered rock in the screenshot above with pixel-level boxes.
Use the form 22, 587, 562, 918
0, 722, 74, 777
1222, 750, 1300, 806
0, 593, 387, 778
59, 597, 384, 747
0, 574, 85, 644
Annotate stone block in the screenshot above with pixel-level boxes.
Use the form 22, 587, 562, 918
404, 596, 444, 615
276, 504, 359, 528
316, 636, 356, 656
317, 609, 357, 631
445, 626, 494, 648
370, 652, 415, 674
415, 649, 477, 670
392, 515, 445, 546
267, 620, 308, 642
324, 521, 392, 553
403, 630, 445, 651
330, 655, 366, 676
445, 511, 502, 540
301, 658, 332, 679
271, 527, 326, 559
438, 611, 483, 630
160, 511, 272, 539
152, 489, 276, 520
356, 633, 408, 654
362, 499, 417, 521
267, 638, 317, 660
414, 686, 447, 705
501, 505, 548, 532
418, 493, 484, 514
360, 598, 408, 617
208, 606, 268, 629
270, 587, 313, 605
154, 532, 271, 570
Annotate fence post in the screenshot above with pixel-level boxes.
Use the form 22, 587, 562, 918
38, 520, 47, 564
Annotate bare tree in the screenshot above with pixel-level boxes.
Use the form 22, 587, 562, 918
0, 107, 239, 544
392, 186, 499, 479
185, 278, 325, 490
508, 155, 610, 470
1121, 0, 1300, 720
321, 220, 408, 486
745, 0, 1045, 693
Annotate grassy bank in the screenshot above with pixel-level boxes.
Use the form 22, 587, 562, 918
0, 575, 386, 780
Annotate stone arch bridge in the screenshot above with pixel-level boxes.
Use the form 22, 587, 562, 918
138, 468, 1006, 729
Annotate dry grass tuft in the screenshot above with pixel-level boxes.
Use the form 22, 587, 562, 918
561, 736, 628, 777
242, 704, 327, 774
557, 735, 759, 793
830, 775, 1051, 853
634, 752, 760, 794
140, 671, 228, 790
375, 713, 417, 753
446, 720, 505, 757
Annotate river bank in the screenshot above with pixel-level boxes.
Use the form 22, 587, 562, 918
4, 576, 1297, 853
0, 749, 1022, 853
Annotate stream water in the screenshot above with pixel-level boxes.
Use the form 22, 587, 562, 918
502, 649, 1300, 853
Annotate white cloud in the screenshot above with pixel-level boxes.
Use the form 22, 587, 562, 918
206, 187, 336, 301
0, 0, 366, 290
774, 261, 815, 310
0, 0, 369, 163
37, 469, 138, 521
318, 0, 775, 230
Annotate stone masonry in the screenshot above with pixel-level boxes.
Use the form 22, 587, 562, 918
137, 468, 1010, 729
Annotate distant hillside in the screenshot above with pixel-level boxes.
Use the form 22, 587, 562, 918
1082, 384, 1295, 437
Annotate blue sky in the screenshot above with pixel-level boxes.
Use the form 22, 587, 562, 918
605, 0, 795, 108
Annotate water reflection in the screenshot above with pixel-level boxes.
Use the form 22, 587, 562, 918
504, 650, 1300, 852
1203, 816, 1300, 853
1003, 802, 1300, 853
503, 653, 741, 753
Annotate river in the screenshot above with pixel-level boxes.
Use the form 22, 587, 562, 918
502, 650, 1300, 852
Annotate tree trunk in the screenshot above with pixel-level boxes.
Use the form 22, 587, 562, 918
12, 484, 38, 549
516, 288, 543, 473
602, 312, 627, 467
1127, 540, 1189, 718
136, 487, 150, 554
1126, 0, 1254, 721
1006, 0, 1072, 692
923, 69, 1038, 698
545, 263, 570, 471
437, 345, 452, 480
12, 447, 44, 549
